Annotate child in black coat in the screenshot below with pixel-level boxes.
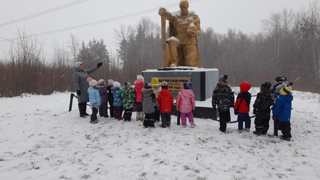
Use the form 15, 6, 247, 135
253, 82, 274, 135
212, 75, 234, 133
97, 79, 108, 117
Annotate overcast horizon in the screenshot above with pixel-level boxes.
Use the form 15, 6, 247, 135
0, 0, 315, 61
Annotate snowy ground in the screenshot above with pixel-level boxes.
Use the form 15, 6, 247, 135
0, 91, 320, 180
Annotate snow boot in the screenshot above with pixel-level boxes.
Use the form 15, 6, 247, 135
123, 110, 132, 121
143, 119, 155, 128
253, 131, 263, 136
280, 135, 291, 141
79, 103, 88, 117
90, 108, 98, 123
90, 120, 98, 124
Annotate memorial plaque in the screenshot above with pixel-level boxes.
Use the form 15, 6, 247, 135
142, 68, 219, 101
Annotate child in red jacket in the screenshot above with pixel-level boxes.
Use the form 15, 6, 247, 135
234, 81, 252, 132
157, 81, 173, 128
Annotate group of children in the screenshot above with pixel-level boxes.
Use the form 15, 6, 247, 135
212, 75, 293, 141
85, 75, 196, 129
85, 73, 293, 141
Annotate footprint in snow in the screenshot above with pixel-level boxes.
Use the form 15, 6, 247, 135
105, 153, 113, 158
85, 134, 91, 140
275, 172, 287, 179
196, 177, 207, 180
80, 174, 90, 179
141, 153, 150, 158
59, 175, 72, 180
138, 172, 147, 180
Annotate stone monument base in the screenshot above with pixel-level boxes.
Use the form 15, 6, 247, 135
142, 67, 219, 101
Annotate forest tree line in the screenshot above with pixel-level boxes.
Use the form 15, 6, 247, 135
0, 5, 319, 96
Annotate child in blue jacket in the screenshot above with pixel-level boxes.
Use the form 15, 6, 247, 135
88, 79, 101, 124
112, 81, 124, 120
272, 86, 293, 141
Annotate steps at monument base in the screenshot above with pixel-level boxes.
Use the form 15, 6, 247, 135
172, 105, 217, 120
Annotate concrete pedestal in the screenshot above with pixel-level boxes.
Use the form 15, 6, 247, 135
142, 67, 219, 101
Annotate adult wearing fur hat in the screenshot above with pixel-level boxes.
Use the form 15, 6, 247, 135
72, 61, 103, 117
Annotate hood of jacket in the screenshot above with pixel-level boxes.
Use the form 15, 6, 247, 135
240, 81, 251, 92
180, 89, 194, 98
134, 80, 144, 89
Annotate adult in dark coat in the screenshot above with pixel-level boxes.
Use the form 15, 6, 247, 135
73, 61, 102, 117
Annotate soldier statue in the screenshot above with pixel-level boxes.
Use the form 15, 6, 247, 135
159, 0, 201, 67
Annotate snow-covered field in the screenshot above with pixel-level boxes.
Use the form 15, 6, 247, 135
0, 91, 320, 180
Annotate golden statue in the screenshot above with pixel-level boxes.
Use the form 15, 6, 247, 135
159, 0, 201, 67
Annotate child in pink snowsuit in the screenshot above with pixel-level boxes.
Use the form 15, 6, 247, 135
176, 82, 196, 127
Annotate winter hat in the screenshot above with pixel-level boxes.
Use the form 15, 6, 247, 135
161, 81, 169, 88
89, 79, 98, 87
107, 79, 114, 86
240, 81, 251, 92
275, 76, 287, 83
261, 82, 272, 93
137, 74, 144, 81
113, 81, 121, 88
219, 74, 228, 83
124, 82, 131, 88
183, 81, 192, 89
151, 77, 160, 88
144, 82, 152, 89
279, 86, 292, 95
98, 79, 105, 86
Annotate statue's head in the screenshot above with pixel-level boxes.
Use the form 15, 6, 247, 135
180, 0, 189, 16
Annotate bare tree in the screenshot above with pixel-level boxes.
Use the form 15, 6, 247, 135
69, 34, 80, 63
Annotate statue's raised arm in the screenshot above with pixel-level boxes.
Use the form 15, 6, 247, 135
159, 8, 175, 22
159, 0, 201, 67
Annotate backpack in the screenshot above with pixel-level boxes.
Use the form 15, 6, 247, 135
213, 85, 233, 112
217, 97, 232, 112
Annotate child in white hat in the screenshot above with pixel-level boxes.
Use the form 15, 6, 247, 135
87, 78, 101, 124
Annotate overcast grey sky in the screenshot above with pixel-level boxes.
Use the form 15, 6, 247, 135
0, 0, 314, 60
